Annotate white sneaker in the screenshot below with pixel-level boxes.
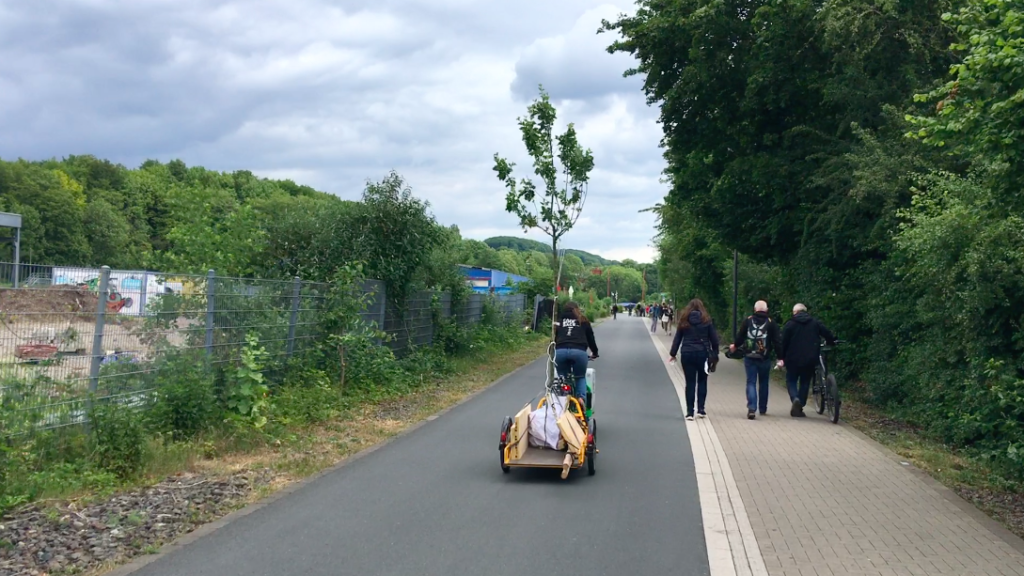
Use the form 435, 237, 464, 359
686, 415, 695, 421
697, 412, 707, 419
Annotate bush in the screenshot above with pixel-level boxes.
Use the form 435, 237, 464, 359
271, 368, 343, 425
89, 401, 148, 479
148, 352, 219, 440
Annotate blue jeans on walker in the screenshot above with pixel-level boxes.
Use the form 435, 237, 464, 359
554, 347, 589, 405
744, 357, 771, 413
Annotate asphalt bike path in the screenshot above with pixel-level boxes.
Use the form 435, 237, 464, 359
127, 317, 710, 576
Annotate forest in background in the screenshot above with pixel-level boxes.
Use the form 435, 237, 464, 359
604, 0, 1024, 476
0, 156, 660, 305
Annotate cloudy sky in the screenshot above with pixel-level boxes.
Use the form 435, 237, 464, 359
0, 0, 667, 262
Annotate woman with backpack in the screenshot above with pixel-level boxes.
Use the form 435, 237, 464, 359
728, 300, 783, 420
668, 298, 720, 420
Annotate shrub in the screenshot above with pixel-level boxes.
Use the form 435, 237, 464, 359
149, 352, 218, 440
89, 401, 148, 479
271, 368, 343, 425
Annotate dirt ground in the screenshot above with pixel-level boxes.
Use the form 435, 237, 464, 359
0, 286, 99, 315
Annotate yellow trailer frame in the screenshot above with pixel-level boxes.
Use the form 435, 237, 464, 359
500, 396, 597, 479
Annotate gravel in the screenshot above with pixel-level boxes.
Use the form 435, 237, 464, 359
0, 469, 275, 576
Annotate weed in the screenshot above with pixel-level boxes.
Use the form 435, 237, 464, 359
224, 334, 271, 429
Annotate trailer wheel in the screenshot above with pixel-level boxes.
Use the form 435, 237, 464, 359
586, 418, 596, 476
499, 416, 512, 473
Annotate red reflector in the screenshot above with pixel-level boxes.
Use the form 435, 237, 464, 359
587, 434, 593, 444
501, 432, 507, 443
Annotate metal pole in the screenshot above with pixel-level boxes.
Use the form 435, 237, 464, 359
12, 228, 19, 289
205, 269, 215, 357
732, 250, 739, 337
87, 266, 111, 430
287, 276, 301, 358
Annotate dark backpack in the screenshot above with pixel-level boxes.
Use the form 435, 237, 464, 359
744, 316, 770, 359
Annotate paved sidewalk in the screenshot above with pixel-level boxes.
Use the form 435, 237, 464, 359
653, 327, 1024, 576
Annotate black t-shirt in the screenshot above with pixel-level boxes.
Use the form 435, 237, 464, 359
555, 312, 598, 355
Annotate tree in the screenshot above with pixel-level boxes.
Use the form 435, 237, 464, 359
493, 86, 595, 279
907, 0, 1024, 200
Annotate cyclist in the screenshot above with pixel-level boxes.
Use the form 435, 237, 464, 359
554, 301, 598, 408
779, 303, 836, 417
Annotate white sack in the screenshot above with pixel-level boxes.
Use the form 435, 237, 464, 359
528, 396, 567, 450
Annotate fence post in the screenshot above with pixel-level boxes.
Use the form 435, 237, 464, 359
287, 276, 301, 358
205, 269, 215, 357
378, 283, 387, 333
86, 266, 111, 431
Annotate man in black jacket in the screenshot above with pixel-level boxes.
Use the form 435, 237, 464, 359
779, 303, 836, 417
729, 300, 782, 420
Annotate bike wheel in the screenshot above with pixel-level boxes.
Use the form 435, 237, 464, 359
813, 368, 826, 414
826, 375, 840, 424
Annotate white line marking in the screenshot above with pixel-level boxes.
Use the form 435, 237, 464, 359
649, 330, 768, 576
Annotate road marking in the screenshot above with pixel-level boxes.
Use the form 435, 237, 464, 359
649, 331, 768, 576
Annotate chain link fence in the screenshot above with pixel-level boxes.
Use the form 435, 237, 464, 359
0, 263, 526, 435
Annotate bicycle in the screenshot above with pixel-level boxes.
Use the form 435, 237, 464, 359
812, 339, 845, 424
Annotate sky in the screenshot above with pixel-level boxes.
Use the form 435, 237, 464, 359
0, 0, 667, 263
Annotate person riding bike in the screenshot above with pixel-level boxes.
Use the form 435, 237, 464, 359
554, 301, 598, 408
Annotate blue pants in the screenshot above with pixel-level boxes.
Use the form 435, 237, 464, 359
744, 357, 771, 413
554, 348, 589, 403
786, 367, 814, 406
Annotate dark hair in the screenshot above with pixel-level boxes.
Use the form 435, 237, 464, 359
564, 301, 589, 323
677, 298, 712, 330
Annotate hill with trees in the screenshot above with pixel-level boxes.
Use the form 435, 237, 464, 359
482, 236, 616, 267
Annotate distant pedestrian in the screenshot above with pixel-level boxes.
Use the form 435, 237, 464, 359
660, 303, 671, 332
730, 300, 782, 420
650, 302, 662, 333
612, 304, 619, 320
778, 303, 836, 417
668, 298, 720, 420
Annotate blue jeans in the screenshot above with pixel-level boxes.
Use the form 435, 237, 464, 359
786, 367, 814, 406
554, 348, 589, 403
744, 357, 771, 413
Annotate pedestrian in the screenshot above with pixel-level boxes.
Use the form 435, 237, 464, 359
778, 303, 836, 417
612, 303, 619, 320
660, 303, 671, 332
650, 301, 662, 333
668, 298, 720, 421
729, 300, 782, 419
665, 305, 674, 335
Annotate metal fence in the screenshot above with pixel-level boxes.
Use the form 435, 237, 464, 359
0, 263, 526, 435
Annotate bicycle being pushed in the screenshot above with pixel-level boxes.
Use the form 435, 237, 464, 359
812, 339, 845, 424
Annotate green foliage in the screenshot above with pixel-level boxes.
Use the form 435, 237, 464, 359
224, 334, 271, 429
89, 401, 148, 480
605, 0, 1024, 479
908, 0, 1024, 194
493, 86, 596, 273
484, 236, 614, 267
148, 352, 218, 441
270, 368, 342, 426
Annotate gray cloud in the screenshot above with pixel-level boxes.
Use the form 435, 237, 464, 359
0, 0, 664, 261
